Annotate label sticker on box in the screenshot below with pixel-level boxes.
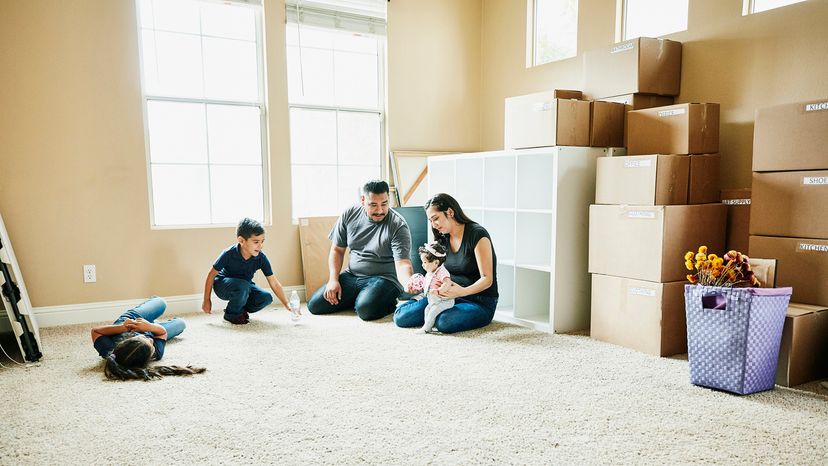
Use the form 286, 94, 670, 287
623, 159, 653, 168
803, 176, 828, 185
629, 287, 656, 297
658, 108, 686, 117
611, 42, 635, 53
804, 102, 828, 112
722, 198, 751, 205
533, 102, 555, 112
300, 219, 309, 226
627, 211, 656, 219
799, 243, 828, 253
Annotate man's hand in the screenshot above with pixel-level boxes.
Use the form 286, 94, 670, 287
324, 280, 342, 305
202, 300, 212, 314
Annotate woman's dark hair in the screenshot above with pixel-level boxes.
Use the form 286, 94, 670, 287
237, 217, 265, 239
424, 193, 476, 241
418, 242, 447, 266
104, 336, 206, 381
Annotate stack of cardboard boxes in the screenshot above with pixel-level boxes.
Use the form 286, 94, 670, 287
584, 38, 727, 357
749, 99, 828, 386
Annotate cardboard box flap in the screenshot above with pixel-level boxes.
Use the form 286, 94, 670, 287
787, 303, 828, 317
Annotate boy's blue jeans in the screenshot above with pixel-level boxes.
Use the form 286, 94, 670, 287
212, 277, 273, 318
115, 296, 186, 340
307, 271, 401, 321
394, 294, 498, 334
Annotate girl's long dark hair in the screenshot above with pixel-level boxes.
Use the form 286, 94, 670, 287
425, 193, 476, 243
104, 336, 206, 381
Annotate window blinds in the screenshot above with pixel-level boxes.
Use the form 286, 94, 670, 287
285, 0, 387, 35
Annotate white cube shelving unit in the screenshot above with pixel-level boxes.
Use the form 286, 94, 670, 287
428, 146, 606, 333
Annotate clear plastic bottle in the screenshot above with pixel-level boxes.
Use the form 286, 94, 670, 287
289, 290, 301, 321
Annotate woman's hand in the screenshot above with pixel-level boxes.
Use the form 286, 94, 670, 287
437, 279, 463, 299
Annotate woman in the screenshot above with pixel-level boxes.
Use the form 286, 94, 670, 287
394, 193, 498, 333
91, 296, 205, 380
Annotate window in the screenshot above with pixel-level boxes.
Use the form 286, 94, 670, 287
530, 0, 579, 66
622, 0, 688, 41
136, 0, 267, 227
743, 0, 807, 15
286, 1, 386, 219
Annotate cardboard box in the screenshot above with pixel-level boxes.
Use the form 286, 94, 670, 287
595, 154, 690, 205
584, 37, 682, 98
588, 204, 726, 282
628, 103, 720, 155
721, 188, 751, 254
753, 98, 828, 172
599, 93, 675, 147
554, 89, 583, 100
776, 303, 828, 387
750, 170, 828, 239
590, 101, 626, 148
590, 274, 687, 357
688, 154, 721, 204
504, 91, 591, 149
299, 217, 350, 298
749, 235, 828, 306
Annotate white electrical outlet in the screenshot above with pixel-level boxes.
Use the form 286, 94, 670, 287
83, 264, 96, 283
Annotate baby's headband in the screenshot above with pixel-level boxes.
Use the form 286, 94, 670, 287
423, 243, 445, 257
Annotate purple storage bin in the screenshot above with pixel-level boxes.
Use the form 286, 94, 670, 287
684, 285, 792, 395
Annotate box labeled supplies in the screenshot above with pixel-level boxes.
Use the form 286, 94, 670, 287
776, 303, 828, 387
628, 103, 720, 156
595, 154, 690, 205
721, 189, 751, 254
685, 285, 792, 395
590, 274, 687, 356
750, 170, 828, 239
753, 98, 828, 172
588, 204, 726, 282
590, 101, 626, 148
504, 91, 591, 149
749, 235, 828, 307
584, 37, 682, 98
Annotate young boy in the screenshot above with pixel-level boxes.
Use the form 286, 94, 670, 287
202, 218, 293, 324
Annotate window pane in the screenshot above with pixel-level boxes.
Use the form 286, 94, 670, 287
142, 30, 204, 98
534, 0, 578, 65
151, 164, 210, 225
334, 51, 379, 109
338, 112, 380, 165
203, 37, 259, 102
286, 46, 335, 105
293, 26, 335, 49
149, 0, 200, 34
200, 2, 256, 41
289, 108, 337, 165
207, 104, 261, 165
138, 0, 155, 29
292, 165, 339, 218
752, 0, 806, 13
147, 101, 207, 164
335, 32, 378, 54
210, 165, 264, 224
338, 165, 379, 212
624, 0, 688, 40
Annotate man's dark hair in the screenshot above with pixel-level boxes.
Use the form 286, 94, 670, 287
362, 179, 390, 195
237, 217, 265, 239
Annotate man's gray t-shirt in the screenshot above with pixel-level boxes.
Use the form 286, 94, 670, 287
330, 205, 411, 290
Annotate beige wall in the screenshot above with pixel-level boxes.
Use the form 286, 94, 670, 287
0, 0, 301, 307
387, 0, 482, 152
481, 0, 828, 189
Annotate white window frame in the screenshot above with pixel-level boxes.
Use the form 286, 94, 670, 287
135, 0, 270, 229
526, 0, 579, 67
619, 0, 689, 42
742, 0, 808, 15
285, 7, 387, 220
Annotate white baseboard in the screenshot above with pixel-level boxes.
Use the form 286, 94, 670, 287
33, 286, 306, 328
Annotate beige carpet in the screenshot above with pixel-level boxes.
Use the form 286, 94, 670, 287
1, 308, 827, 465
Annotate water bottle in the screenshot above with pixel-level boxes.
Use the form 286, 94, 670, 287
289, 290, 301, 321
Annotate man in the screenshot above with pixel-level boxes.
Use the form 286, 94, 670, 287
307, 180, 414, 320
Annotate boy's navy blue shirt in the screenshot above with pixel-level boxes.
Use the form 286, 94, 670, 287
213, 244, 274, 281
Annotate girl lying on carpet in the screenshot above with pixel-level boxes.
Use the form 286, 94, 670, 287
90, 296, 205, 381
